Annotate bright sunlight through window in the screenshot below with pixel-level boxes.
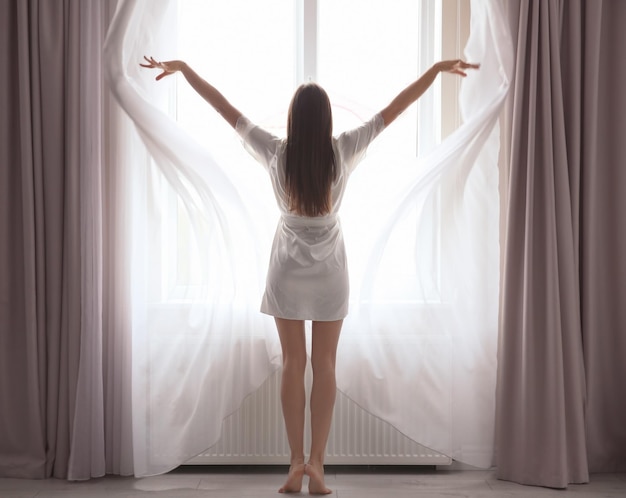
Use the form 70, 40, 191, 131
159, 0, 469, 303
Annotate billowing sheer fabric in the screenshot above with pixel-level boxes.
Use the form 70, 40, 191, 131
103, 0, 513, 476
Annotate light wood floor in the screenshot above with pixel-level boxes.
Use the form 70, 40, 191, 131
1, 467, 625, 497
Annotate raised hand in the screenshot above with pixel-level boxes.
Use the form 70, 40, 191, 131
435, 59, 480, 77
139, 56, 184, 81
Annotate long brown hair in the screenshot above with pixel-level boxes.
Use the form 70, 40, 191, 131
285, 83, 336, 217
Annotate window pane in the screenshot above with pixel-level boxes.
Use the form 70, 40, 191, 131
318, 1, 446, 303
318, 0, 420, 158
177, 0, 296, 140
170, 1, 295, 292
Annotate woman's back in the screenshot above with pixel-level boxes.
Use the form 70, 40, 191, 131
236, 112, 384, 218
235, 111, 384, 321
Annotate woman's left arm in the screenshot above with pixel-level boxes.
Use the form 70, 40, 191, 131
380, 59, 479, 127
140, 56, 242, 129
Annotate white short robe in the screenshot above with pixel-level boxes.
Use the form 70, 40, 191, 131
236, 113, 384, 321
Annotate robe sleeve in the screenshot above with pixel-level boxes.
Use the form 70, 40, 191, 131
235, 115, 282, 171
335, 113, 385, 174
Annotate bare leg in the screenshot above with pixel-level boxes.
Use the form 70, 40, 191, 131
306, 319, 342, 495
275, 318, 307, 493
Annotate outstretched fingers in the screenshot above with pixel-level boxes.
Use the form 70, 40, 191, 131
139, 56, 174, 81
453, 60, 480, 76
139, 55, 156, 68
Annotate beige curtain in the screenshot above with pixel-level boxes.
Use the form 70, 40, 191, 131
497, 0, 626, 488
1, 0, 81, 478
0, 0, 133, 479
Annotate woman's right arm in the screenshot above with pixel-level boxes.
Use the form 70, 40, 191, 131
380, 59, 479, 127
140, 56, 242, 129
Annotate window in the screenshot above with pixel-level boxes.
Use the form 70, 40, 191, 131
153, 0, 470, 304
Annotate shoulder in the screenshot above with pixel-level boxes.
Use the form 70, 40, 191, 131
336, 113, 384, 144
237, 116, 282, 144
333, 113, 385, 174
236, 116, 284, 168
336, 113, 385, 154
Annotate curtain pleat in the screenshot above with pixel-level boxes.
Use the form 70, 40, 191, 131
67, 0, 107, 480
100, 90, 136, 479
0, 0, 46, 479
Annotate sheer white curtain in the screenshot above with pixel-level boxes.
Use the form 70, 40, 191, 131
103, 0, 278, 478
337, 0, 513, 466
103, 0, 512, 476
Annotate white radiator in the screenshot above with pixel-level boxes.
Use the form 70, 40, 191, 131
188, 366, 451, 466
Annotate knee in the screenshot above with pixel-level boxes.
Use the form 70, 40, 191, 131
283, 352, 307, 375
311, 354, 336, 377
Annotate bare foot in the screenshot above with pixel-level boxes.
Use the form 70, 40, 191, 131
278, 462, 305, 494
305, 462, 332, 495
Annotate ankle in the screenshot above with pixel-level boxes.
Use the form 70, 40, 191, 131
290, 456, 305, 466
307, 456, 324, 468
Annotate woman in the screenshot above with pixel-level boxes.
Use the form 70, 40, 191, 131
140, 56, 478, 494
